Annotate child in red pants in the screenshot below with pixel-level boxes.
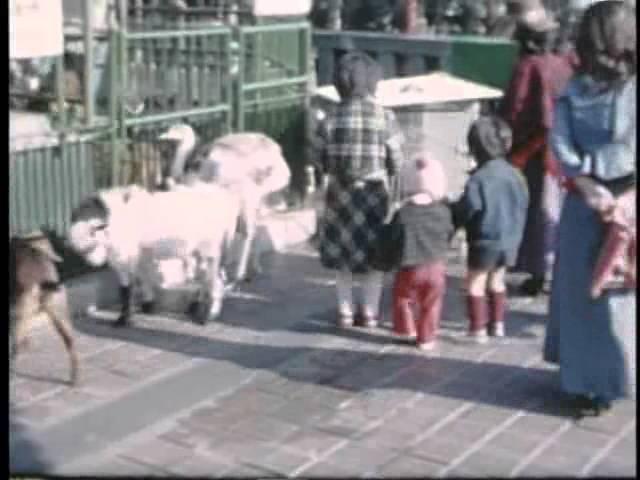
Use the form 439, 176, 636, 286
452, 116, 529, 342
391, 154, 453, 350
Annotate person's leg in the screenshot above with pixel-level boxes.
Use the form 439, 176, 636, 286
415, 261, 447, 349
466, 269, 489, 343
392, 268, 417, 338
361, 270, 384, 327
336, 269, 355, 326
487, 266, 507, 337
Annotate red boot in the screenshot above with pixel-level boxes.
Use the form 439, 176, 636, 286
488, 291, 506, 337
466, 295, 489, 343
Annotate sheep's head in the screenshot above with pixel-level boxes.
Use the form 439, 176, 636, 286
159, 123, 197, 146
68, 196, 111, 267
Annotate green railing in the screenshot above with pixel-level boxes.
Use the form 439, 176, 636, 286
313, 29, 518, 90
236, 21, 312, 199
10, 19, 312, 245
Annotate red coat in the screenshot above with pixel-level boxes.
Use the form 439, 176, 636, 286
500, 52, 575, 179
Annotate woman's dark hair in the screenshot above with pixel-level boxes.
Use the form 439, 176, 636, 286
575, 0, 636, 82
334, 51, 382, 100
467, 116, 513, 165
513, 21, 558, 54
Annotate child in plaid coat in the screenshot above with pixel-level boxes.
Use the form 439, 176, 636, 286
317, 50, 406, 328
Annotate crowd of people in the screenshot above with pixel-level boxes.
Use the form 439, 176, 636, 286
313, 0, 635, 417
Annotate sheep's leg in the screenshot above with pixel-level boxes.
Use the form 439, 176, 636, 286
113, 268, 134, 327
234, 196, 259, 282
137, 252, 156, 314
42, 286, 79, 386
192, 255, 224, 325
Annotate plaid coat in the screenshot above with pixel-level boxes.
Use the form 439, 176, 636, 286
318, 96, 406, 273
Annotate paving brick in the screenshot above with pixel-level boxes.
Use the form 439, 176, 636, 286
245, 447, 311, 476
576, 408, 638, 436
90, 454, 173, 476
229, 415, 301, 443
205, 432, 274, 460
552, 425, 614, 452
375, 453, 445, 477
290, 383, 355, 408
454, 446, 523, 477
355, 422, 424, 450
158, 422, 216, 450
385, 403, 453, 429
167, 452, 233, 477
459, 404, 519, 425
270, 398, 335, 428
296, 459, 356, 477
323, 442, 399, 472
278, 427, 345, 458
119, 437, 194, 469
314, 411, 372, 437
506, 413, 569, 438
410, 435, 479, 465
214, 387, 289, 415
484, 430, 547, 455
589, 457, 637, 477
526, 447, 595, 474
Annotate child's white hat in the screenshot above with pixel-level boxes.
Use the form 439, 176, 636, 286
399, 154, 448, 205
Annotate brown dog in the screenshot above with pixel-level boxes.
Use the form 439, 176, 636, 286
10, 232, 78, 385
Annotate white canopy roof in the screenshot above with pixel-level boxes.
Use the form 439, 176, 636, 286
314, 71, 503, 108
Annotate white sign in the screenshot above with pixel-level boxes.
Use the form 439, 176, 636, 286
252, 0, 312, 17
10, 0, 64, 59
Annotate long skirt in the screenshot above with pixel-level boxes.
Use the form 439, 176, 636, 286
514, 153, 565, 280
318, 179, 389, 274
544, 192, 636, 402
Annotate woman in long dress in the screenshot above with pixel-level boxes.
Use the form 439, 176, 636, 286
544, 0, 636, 415
500, 7, 575, 296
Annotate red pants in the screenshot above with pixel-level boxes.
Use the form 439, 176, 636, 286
392, 261, 446, 344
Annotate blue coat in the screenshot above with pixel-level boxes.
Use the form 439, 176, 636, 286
453, 158, 529, 265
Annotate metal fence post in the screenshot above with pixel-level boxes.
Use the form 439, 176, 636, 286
234, 28, 244, 132
83, 0, 94, 125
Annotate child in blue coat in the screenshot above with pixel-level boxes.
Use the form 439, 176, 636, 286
453, 116, 529, 342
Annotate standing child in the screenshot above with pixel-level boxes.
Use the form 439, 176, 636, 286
391, 154, 454, 350
453, 116, 529, 342
317, 50, 405, 328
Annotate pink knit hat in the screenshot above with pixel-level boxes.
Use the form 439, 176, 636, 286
399, 154, 448, 205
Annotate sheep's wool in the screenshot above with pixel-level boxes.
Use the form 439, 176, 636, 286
97, 184, 239, 271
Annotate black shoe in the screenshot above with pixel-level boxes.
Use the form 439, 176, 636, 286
593, 397, 612, 416
519, 277, 545, 296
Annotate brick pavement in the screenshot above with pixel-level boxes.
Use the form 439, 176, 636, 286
9, 243, 637, 477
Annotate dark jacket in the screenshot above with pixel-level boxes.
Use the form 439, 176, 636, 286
395, 201, 454, 268
453, 158, 529, 257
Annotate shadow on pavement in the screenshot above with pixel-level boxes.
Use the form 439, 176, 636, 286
10, 402, 54, 475
219, 250, 548, 342
73, 314, 573, 420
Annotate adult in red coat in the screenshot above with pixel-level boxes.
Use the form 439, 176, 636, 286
500, 8, 576, 296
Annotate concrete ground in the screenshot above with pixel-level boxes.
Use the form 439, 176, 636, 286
9, 239, 636, 477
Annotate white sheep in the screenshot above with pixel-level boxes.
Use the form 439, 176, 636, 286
158, 124, 291, 282
67, 182, 240, 326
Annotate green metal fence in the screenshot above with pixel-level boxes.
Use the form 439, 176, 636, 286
10, 18, 313, 246
313, 29, 518, 90
236, 21, 312, 199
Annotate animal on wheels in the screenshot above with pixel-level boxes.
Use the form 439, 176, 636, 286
67, 183, 240, 327
9, 232, 79, 386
